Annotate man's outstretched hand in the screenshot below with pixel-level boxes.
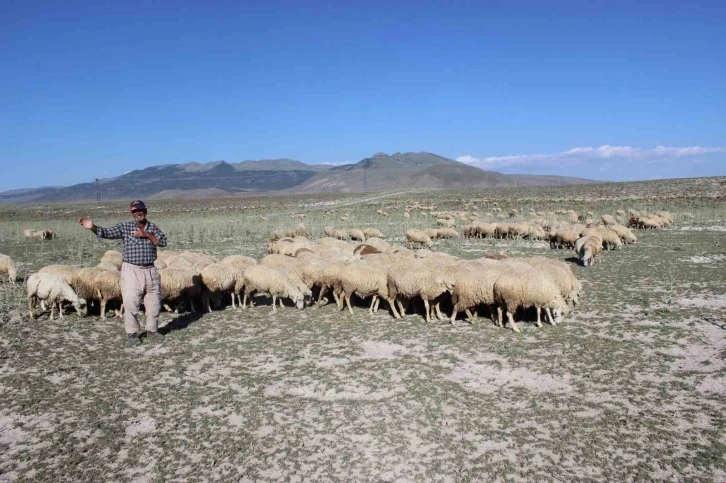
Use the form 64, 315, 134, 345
78, 218, 94, 230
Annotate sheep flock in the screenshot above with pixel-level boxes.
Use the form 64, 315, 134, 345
2, 207, 677, 333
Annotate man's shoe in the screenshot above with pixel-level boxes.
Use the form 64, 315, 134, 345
146, 331, 165, 340
126, 333, 142, 346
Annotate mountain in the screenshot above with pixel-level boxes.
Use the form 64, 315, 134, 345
288, 152, 596, 193
0, 153, 599, 203
9, 159, 330, 203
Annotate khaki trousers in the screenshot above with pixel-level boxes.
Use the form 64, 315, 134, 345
120, 262, 162, 334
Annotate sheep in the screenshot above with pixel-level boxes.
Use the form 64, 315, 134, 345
172, 251, 217, 270
493, 268, 568, 332
387, 260, 455, 322
361, 237, 390, 252
221, 255, 258, 271
266, 237, 315, 256
610, 224, 637, 244
655, 211, 674, 225
71, 268, 122, 319
362, 228, 384, 239
577, 236, 603, 267
32, 229, 55, 240
337, 262, 393, 315
242, 265, 311, 311
354, 244, 382, 256
549, 230, 579, 249
385, 245, 417, 259
160, 268, 203, 312
318, 237, 357, 256
525, 256, 581, 307
100, 250, 123, 270
450, 261, 508, 324
474, 222, 497, 238
437, 218, 455, 227
0, 254, 18, 284
596, 226, 623, 250
406, 229, 433, 249
599, 214, 615, 226
39, 264, 79, 284
324, 226, 336, 237
333, 229, 348, 240
261, 254, 305, 279
200, 263, 243, 311
433, 228, 459, 239
23, 229, 36, 239
348, 228, 366, 242
27, 272, 87, 320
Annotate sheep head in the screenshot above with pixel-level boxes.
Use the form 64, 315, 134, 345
74, 298, 88, 316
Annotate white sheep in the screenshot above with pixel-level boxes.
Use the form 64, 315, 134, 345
39, 264, 79, 284
100, 250, 123, 270
348, 228, 366, 242
525, 256, 581, 307
493, 268, 568, 332
450, 260, 507, 324
160, 268, 204, 312
337, 262, 393, 315
610, 224, 637, 244
601, 214, 617, 226
577, 236, 602, 267
200, 263, 241, 311
0, 254, 18, 284
27, 272, 87, 320
242, 265, 311, 311
387, 260, 455, 322
70, 267, 122, 319
362, 228, 384, 239
406, 229, 433, 249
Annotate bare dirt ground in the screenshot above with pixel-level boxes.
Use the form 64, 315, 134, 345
1, 189, 725, 481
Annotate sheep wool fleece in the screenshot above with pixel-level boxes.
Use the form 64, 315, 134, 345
120, 262, 161, 334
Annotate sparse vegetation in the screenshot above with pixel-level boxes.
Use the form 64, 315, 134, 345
1, 176, 725, 481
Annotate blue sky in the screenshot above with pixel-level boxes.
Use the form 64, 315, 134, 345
1, 0, 724, 191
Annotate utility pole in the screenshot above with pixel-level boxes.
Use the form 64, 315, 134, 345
95, 178, 100, 205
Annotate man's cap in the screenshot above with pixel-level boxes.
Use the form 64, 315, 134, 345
129, 200, 147, 212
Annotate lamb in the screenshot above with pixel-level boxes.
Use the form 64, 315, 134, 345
492, 268, 568, 332
159, 268, 203, 312
70, 267, 122, 319
362, 228, 384, 239
242, 265, 311, 311
577, 236, 602, 267
387, 260, 455, 322
337, 262, 393, 315
100, 250, 123, 270
0, 254, 18, 284
406, 229, 433, 249
27, 272, 87, 320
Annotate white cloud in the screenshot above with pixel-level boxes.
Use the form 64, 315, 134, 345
457, 145, 726, 168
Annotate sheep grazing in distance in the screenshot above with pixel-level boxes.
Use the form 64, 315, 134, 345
160, 269, 203, 313
348, 228, 366, 242
601, 214, 617, 226
610, 225, 637, 244
0, 254, 18, 284
406, 229, 433, 249
333, 229, 348, 240
100, 250, 123, 270
242, 265, 311, 311
27, 272, 87, 320
549, 230, 579, 249
493, 268, 568, 332
324, 226, 336, 237
266, 237, 315, 256
362, 227, 384, 239
577, 236, 603, 267
24, 229, 55, 240
432, 228, 459, 239
595, 226, 623, 250
71, 267, 122, 319
437, 218, 455, 227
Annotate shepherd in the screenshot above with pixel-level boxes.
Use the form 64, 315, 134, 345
79, 200, 168, 346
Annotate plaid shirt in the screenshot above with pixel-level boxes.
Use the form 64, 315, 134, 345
96, 221, 167, 266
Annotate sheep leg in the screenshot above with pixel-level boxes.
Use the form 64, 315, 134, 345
535, 307, 543, 328
545, 307, 557, 326
388, 298, 401, 319
28, 295, 36, 319
58, 300, 64, 319
465, 308, 476, 322
230, 291, 236, 309
369, 295, 377, 314
423, 299, 431, 323
450, 308, 458, 324
99, 299, 107, 320
434, 303, 444, 320
50, 301, 55, 321
242, 291, 249, 309
507, 311, 520, 333
373, 297, 380, 313
163, 303, 173, 312
316, 285, 328, 306
279, 297, 284, 308
496, 306, 504, 328
397, 299, 406, 316
345, 294, 354, 315
271, 294, 277, 312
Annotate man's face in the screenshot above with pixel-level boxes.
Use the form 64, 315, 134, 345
131, 209, 147, 223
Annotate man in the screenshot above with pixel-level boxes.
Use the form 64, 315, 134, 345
79, 200, 168, 346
